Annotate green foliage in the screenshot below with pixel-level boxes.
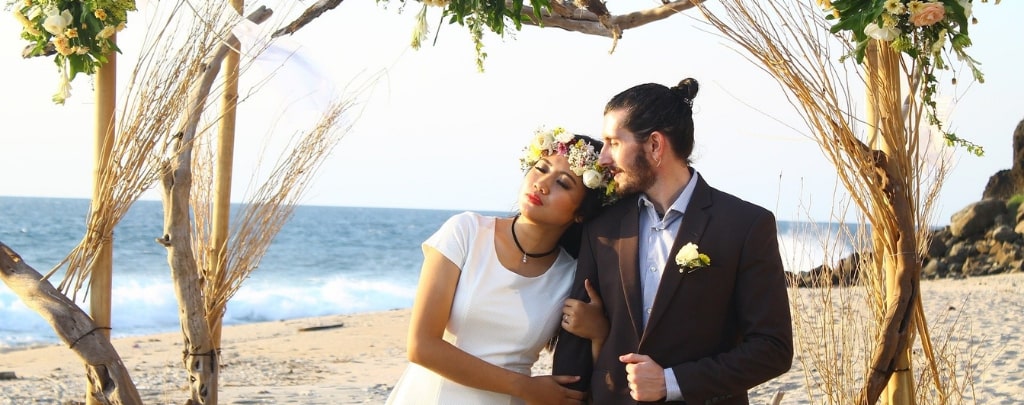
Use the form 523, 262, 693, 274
1007, 194, 1024, 217
823, 0, 988, 157
383, 0, 551, 72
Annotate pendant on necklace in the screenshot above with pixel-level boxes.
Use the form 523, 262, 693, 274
521, 254, 528, 263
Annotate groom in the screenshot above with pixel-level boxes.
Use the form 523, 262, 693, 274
553, 78, 793, 405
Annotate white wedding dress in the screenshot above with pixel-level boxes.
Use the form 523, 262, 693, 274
386, 212, 575, 404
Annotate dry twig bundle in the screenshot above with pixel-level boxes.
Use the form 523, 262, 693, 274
694, 1, 965, 403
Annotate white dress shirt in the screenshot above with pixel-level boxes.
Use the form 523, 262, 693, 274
636, 170, 699, 401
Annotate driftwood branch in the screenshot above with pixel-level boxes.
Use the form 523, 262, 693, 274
158, 6, 273, 404
0, 242, 142, 404
270, 0, 699, 41
523, 0, 704, 38
271, 0, 345, 38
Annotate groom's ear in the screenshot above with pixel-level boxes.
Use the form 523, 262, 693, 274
647, 131, 667, 162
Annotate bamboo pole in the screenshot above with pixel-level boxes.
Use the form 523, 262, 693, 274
86, 32, 117, 405
209, 0, 243, 348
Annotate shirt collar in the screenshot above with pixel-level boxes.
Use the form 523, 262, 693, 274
637, 168, 700, 217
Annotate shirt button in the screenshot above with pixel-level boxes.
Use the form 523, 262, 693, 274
646, 308, 652, 314
649, 266, 657, 273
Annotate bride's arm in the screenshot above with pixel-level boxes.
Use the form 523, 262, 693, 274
561, 279, 608, 364
408, 247, 583, 403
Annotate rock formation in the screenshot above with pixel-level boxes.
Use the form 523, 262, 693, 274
982, 117, 1024, 199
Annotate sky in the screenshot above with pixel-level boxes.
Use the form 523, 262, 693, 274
1, 1, 1021, 225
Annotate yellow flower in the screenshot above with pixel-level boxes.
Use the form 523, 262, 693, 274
906, 0, 925, 14
97, 25, 116, 39
94, 9, 108, 20
884, 0, 907, 15
65, 27, 78, 38
53, 35, 73, 56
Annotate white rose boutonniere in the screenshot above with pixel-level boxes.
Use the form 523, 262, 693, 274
675, 242, 710, 273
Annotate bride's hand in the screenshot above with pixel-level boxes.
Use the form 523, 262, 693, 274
561, 279, 608, 342
521, 375, 585, 405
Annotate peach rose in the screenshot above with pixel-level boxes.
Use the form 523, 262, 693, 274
910, 2, 946, 27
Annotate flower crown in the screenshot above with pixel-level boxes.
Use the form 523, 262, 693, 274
519, 126, 618, 206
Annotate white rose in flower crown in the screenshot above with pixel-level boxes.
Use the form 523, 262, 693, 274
553, 127, 574, 144
582, 169, 603, 189
675, 242, 710, 273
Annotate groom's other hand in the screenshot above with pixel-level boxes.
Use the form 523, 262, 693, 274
619, 353, 667, 402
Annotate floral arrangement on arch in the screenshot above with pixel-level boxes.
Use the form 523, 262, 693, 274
821, 0, 993, 156
11, 0, 136, 104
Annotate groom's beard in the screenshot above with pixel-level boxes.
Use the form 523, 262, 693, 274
614, 152, 656, 196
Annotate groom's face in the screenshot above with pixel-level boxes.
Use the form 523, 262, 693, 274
600, 109, 656, 196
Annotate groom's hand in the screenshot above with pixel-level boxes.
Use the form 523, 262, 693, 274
619, 353, 667, 402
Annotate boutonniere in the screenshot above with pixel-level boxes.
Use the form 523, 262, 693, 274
675, 242, 710, 273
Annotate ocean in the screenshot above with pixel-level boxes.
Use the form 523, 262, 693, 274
0, 196, 854, 350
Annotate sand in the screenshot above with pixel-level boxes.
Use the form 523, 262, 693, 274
2, 273, 1022, 404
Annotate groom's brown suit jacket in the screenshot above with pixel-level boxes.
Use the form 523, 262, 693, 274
553, 174, 793, 405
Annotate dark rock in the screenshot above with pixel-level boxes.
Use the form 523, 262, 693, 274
795, 252, 865, 287
993, 242, 1023, 267
993, 225, 1018, 243
982, 117, 1024, 199
950, 200, 1007, 238
947, 241, 975, 262
922, 259, 947, 279
962, 256, 992, 277
924, 232, 948, 258
995, 213, 1015, 228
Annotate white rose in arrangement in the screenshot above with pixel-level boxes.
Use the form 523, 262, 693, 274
675, 242, 710, 273
583, 169, 603, 189
42, 9, 73, 36
864, 22, 899, 42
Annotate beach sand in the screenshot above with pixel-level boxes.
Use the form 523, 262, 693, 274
2, 272, 1021, 404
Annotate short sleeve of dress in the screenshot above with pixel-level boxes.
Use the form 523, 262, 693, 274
423, 211, 480, 269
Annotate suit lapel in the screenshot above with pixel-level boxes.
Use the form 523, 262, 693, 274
616, 201, 645, 341
641, 176, 712, 344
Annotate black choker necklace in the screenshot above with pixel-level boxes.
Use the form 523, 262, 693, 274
510, 214, 559, 263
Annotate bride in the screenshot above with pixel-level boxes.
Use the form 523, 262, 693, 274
385, 128, 614, 404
